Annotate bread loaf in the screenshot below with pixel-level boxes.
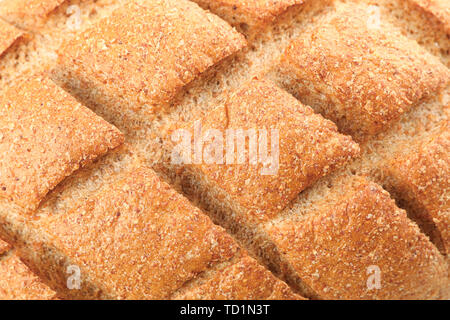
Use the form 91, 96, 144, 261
0, 0, 448, 300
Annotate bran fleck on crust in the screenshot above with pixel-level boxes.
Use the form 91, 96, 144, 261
0, 0, 65, 30
175, 255, 304, 300
170, 79, 359, 223
265, 177, 448, 299
55, 0, 247, 123
0, 76, 124, 213
0, 19, 23, 57
277, 3, 449, 139
386, 126, 449, 255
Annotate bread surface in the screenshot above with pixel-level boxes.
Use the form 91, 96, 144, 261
0, 239, 58, 300
0, 0, 448, 300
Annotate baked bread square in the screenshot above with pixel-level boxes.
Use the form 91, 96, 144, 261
0, 0, 65, 29
54, 0, 246, 123
0, 77, 124, 212
265, 177, 448, 299
277, 3, 448, 138
386, 127, 449, 255
0, 19, 23, 57
41, 167, 240, 299
170, 79, 359, 223
191, 0, 331, 36
174, 255, 304, 300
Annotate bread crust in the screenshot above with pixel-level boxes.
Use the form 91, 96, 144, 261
0, 0, 448, 300
0, 0, 65, 29
387, 127, 449, 255
171, 79, 359, 223
56, 0, 246, 121
0, 77, 124, 213
409, 0, 450, 34
192, 0, 313, 32
0, 252, 57, 300
0, 239, 11, 256
266, 178, 448, 299
0, 19, 23, 57
40, 167, 241, 299
278, 3, 449, 138
175, 255, 304, 300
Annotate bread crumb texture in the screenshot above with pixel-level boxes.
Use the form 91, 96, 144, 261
0, 77, 124, 213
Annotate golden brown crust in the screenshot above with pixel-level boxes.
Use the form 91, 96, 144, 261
0, 0, 65, 29
191, 0, 309, 31
0, 77, 124, 213
266, 177, 448, 299
0, 254, 57, 300
40, 167, 240, 299
0, 0, 447, 301
56, 0, 246, 119
175, 79, 359, 222
387, 127, 449, 255
408, 0, 450, 33
0, 19, 23, 57
175, 255, 304, 300
278, 3, 449, 138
